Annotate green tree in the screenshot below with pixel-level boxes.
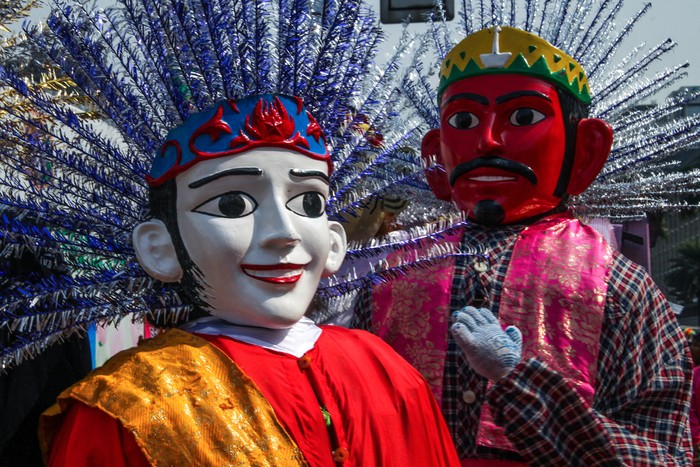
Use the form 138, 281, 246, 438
666, 238, 700, 306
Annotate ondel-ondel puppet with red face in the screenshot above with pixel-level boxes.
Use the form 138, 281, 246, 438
421, 26, 614, 226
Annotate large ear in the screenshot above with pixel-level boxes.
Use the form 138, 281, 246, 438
132, 219, 183, 282
421, 128, 452, 202
322, 221, 348, 277
567, 118, 613, 195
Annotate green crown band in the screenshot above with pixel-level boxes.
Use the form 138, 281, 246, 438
438, 26, 592, 104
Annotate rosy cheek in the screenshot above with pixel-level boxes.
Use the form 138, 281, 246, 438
441, 132, 478, 162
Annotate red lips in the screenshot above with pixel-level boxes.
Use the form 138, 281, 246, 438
241, 263, 305, 284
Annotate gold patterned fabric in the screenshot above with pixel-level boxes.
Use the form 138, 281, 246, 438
40, 329, 307, 466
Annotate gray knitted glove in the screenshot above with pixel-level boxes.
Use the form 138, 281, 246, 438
450, 306, 523, 381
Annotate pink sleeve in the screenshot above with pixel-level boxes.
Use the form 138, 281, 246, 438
690, 367, 700, 443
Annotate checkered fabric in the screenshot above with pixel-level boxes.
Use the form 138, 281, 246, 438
353, 217, 692, 464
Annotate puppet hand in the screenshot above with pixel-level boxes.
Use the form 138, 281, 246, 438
450, 306, 522, 381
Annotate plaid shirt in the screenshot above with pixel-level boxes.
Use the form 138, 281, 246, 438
353, 217, 693, 465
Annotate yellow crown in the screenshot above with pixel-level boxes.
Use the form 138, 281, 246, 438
439, 26, 591, 104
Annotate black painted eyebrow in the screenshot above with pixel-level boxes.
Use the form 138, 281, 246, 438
188, 167, 263, 188
495, 90, 551, 104
289, 169, 329, 183
442, 93, 489, 108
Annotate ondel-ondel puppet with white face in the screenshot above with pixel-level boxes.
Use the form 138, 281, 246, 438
40, 93, 460, 466
132, 94, 347, 329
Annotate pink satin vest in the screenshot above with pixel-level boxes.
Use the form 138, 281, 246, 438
371, 215, 612, 452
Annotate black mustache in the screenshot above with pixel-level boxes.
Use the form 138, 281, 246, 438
449, 157, 538, 186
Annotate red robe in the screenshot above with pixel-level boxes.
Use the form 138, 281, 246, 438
47, 326, 459, 466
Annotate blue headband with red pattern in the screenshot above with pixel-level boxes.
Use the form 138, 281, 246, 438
147, 94, 331, 186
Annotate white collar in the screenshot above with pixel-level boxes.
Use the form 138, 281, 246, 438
180, 316, 322, 358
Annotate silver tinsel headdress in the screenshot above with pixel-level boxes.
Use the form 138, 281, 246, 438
401, 0, 700, 221
0, 0, 431, 369
316, 0, 700, 319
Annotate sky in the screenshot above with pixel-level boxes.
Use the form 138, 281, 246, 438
17, 0, 700, 101
613, 0, 700, 98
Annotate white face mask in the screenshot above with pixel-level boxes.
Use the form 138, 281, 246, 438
155, 148, 346, 329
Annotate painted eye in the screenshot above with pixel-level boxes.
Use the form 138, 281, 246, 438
510, 108, 546, 126
447, 111, 479, 129
286, 192, 326, 218
193, 191, 257, 218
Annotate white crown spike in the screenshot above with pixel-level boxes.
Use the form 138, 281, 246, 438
480, 26, 512, 68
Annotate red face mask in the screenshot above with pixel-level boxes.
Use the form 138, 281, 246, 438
431, 74, 569, 225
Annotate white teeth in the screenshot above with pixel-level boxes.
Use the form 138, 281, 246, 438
468, 176, 515, 182
244, 268, 303, 278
